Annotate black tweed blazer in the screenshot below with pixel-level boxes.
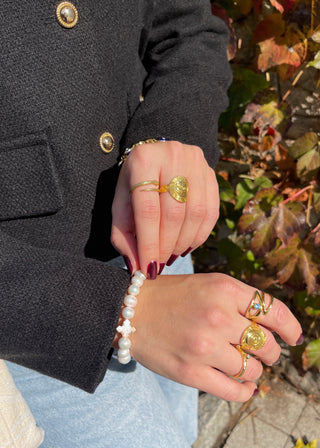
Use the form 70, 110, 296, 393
0, 0, 231, 392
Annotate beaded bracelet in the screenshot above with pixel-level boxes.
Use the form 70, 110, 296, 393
116, 270, 146, 364
118, 138, 167, 166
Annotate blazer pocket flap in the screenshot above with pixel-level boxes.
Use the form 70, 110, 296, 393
0, 131, 63, 221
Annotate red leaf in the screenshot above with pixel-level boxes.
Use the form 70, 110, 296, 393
253, 14, 285, 43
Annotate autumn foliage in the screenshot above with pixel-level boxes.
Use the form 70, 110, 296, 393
202, 0, 320, 371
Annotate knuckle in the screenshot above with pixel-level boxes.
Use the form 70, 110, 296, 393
189, 204, 206, 221
205, 207, 220, 226
140, 200, 160, 222
206, 308, 229, 329
165, 204, 185, 223
273, 302, 289, 326
222, 384, 241, 402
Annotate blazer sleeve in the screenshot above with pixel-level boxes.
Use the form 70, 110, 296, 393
122, 0, 232, 167
0, 229, 130, 393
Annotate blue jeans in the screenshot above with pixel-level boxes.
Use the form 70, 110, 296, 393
8, 255, 198, 447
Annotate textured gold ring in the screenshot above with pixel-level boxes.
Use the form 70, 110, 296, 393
232, 345, 250, 378
240, 322, 266, 351
142, 176, 189, 203
130, 180, 159, 193
245, 290, 274, 319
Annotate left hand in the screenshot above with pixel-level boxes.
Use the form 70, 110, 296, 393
111, 140, 219, 278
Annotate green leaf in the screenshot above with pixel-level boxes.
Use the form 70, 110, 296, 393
294, 291, 320, 316
296, 149, 320, 183
219, 67, 269, 133
311, 25, 320, 43
288, 132, 319, 159
217, 175, 234, 202
235, 177, 273, 211
308, 51, 320, 70
302, 339, 320, 371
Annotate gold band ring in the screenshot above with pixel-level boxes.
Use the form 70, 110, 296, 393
240, 322, 267, 351
233, 345, 250, 378
130, 180, 159, 193
245, 291, 274, 320
142, 176, 189, 203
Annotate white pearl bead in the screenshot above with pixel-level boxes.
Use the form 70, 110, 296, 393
118, 348, 130, 357
119, 338, 131, 349
131, 276, 144, 287
124, 295, 137, 307
134, 270, 146, 280
117, 354, 131, 364
128, 284, 140, 296
122, 307, 135, 319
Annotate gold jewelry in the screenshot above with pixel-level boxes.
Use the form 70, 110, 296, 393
240, 322, 266, 351
118, 138, 166, 166
130, 180, 159, 193
245, 291, 274, 319
143, 176, 189, 203
232, 345, 250, 378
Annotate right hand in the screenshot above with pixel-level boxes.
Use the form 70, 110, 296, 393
127, 273, 302, 402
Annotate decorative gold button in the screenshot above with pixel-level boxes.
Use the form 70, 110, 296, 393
100, 132, 115, 153
56, 2, 78, 28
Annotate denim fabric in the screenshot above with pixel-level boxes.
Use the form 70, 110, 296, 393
8, 255, 198, 447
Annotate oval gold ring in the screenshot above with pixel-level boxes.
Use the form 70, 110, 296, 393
240, 322, 266, 351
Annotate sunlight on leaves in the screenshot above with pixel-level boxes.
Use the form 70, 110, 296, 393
302, 339, 320, 372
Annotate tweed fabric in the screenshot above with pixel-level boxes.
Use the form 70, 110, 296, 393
0, 0, 231, 392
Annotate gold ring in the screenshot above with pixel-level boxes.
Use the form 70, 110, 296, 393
245, 291, 274, 319
240, 322, 266, 351
142, 176, 189, 203
130, 180, 159, 193
232, 345, 250, 378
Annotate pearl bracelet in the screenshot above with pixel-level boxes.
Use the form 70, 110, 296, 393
116, 270, 146, 364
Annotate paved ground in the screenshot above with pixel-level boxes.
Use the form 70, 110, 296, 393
193, 362, 320, 448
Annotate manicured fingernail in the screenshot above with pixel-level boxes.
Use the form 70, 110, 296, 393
123, 256, 133, 275
166, 254, 178, 266
296, 334, 304, 346
158, 263, 165, 275
253, 388, 259, 396
181, 247, 192, 257
147, 261, 158, 280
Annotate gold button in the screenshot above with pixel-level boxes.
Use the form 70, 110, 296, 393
56, 2, 78, 28
100, 132, 115, 153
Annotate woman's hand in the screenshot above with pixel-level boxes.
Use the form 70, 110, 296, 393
111, 141, 219, 278
126, 273, 302, 402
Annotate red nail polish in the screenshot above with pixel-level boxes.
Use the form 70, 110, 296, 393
253, 388, 259, 396
158, 263, 165, 275
296, 334, 304, 346
166, 254, 178, 266
181, 247, 192, 257
123, 256, 133, 275
147, 261, 157, 280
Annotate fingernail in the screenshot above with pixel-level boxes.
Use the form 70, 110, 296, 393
158, 263, 165, 275
296, 334, 304, 346
123, 256, 133, 275
253, 388, 259, 396
166, 254, 178, 266
273, 357, 281, 365
181, 247, 192, 257
147, 261, 158, 280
